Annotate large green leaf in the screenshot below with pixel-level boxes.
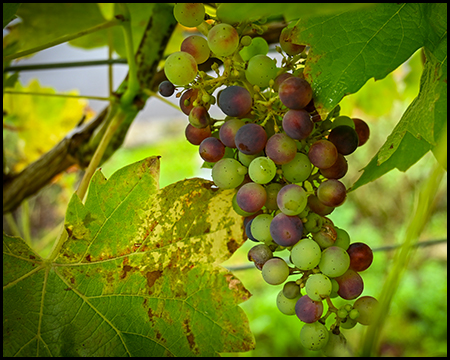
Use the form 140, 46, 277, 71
3, 156, 254, 356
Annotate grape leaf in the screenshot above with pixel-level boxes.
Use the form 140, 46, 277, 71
3, 156, 255, 356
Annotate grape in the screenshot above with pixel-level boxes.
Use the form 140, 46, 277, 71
188, 105, 210, 129
218, 86, 253, 117
303, 212, 323, 234
261, 257, 290, 285
248, 156, 277, 184
239, 36, 269, 62
245, 54, 278, 88
352, 118, 370, 146
279, 26, 305, 56
300, 322, 329, 351
277, 290, 301, 315
317, 179, 347, 207
334, 269, 364, 300
199, 137, 225, 163
312, 224, 337, 249
180, 35, 210, 64
158, 80, 175, 97
180, 88, 199, 115
328, 125, 359, 155
308, 139, 338, 169
164, 51, 198, 86
295, 295, 323, 323
207, 23, 239, 57
334, 227, 350, 250
331, 115, 355, 129
264, 182, 283, 210
236, 182, 267, 213
235, 123, 268, 155
250, 213, 273, 242
347, 242, 373, 272
339, 316, 358, 329
173, 3, 205, 27
273, 72, 294, 92
248, 243, 273, 270
219, 119, 245, 148
283, 281, 301, 299
318, 246, 350, 278
291, 238, 321, 270
233, 193, 256, 217
238, 151, 260, 167
211, 158, 247, 189
282, 152, 312, 183
322, 331, 351, 357
270, 213, 303, 247
353, 296, 378, 325
265, 133, 297, 165
329, 278, 340, 298
244, 218, 259, 242
185, 124, 211, 145
282, 109, 314, 140
307, 194, 335, 217
305, 274, 333, 301
319, 153, 348, 179
279, 77, 313, 110
277, 184, 307, 216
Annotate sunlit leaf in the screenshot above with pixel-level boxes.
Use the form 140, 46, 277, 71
3, 157, 254, 356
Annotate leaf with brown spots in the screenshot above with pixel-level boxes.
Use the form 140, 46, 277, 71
3, 156, 255, 356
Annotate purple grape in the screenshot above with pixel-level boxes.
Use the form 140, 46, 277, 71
270, 212, 303, 247
307, 194, 335, 217
352, 118, 370, 146
328, 125, 359, 155
317, 179, 346, 207
279, 77, 313, 110
295, 295, 323, 323
265, 133, 297, 165
218, 86, 253, 117
245, 219, 259, 242
199, 137, 225, 163
180, 88, 199, 115
347, 242, 373, 272
235, 123, 268, 155
185, 124, 211, 145
248, 243, 273, 270
219, 118, 245, 148
335, 269, 364, 300
282, 109, 314, 140
319, 153, 348, 179
158, 80, 175, 97
236, 182, 267, 213
308, 140, 338, 169
189, 105, 210, 129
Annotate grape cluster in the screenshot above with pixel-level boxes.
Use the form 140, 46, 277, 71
161, 3, 377, 353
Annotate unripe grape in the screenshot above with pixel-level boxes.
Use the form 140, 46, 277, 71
262, 257, 290, 285
207, 23, 239, 57
173, 3, 205, 27
164, 51, 198, 86
300, 322, 329, 351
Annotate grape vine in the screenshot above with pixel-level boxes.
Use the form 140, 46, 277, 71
161, 3, 379, 353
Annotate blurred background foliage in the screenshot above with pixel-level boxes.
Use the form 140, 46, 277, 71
3, 21, 446, 358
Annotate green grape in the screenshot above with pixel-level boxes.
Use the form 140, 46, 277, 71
331, 115, 355, 129
334, 227, 350, 250
238, 151, 260, 167
329, 278, 339, 298
291, 238, 321, 270
349, 308, 360, 320
245, 54, 278, 88
248, 156, 277, 184
239, 36, 269, 61
339, 316, 357, 329
277, 184, 307, 216
319, 246, 350, 278
322, 331, 352, 357
282, 152, 312, 183
250, 214, 273, 242
173, 3, 205, 27
164, 51, 198, 86
305, 273, 332, 301
261, 257, 290, 285
207, 23, 239, 57
283, 281, 301, 299
352, 296, 378, 325
264, 182, 283, 211
300, 322, 330, 351
276, 290, 301, 315
211, 158, 247, 189
303, 212, 324, 234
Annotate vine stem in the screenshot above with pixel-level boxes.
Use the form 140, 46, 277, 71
3, 17, 123, 62
3, 90, 113, 102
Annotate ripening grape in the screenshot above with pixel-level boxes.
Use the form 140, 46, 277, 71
334, 269, 364, 300
307, 194, 335, 217
319, 153, 348, 179
235, 123, 268, 155
312, 224, 337, 249
218, 86, 253, 117
277, 290, 301, 315
328, 125, 359, 155
164, 51, 198, 86
291, 238, 321, 270
270, 212, 303, 247
352, 296, 378, 325
279, 26, 305, 56
317, 179, 347, 207
199, 137, 225, 162
250, 213, 273, 242
279, 77, 313, 110
308, 139, 338, 169
188, 105, 210, 129
277, 184, 307, 216
245, 54, 278, 88
248, 243, 273, 270
352, 118, 370, 146
211, 158, 247, 189
185, 124, 211, 145
305, 273, 333, 301
219, 119, 245, 148
261, 257, 290, 285
174, 3, 205, 27
239, 36, 269, 61
207, 23, 239, 57
236, 182, 267, 213
248, 156, 277, 184
319, 246, 350, 278
273, 72, 294, 92
347, 242, 373, 272
233, 194, 256, 217
180, 35, 210, 64
282, 109, 314, 140
281, 152, 312, 183
265, 133, 297, 165
179, 88, 199, 115
295, 295, 323, 323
